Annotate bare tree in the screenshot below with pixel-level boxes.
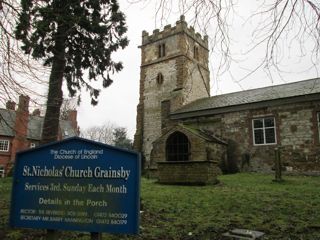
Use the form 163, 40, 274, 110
81, 122, 117, 145
0, 0, 47, 107
249, 0, 320, 77
128, 0, 320, 82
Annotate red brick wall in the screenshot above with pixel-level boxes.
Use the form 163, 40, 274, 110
10, 95, 30, 161
0, 137, 13, 174
68, 110, 78, 133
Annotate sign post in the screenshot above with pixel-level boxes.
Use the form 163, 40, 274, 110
47, 229, 58, 240
10, 137, 140, 237
90, 232, 102, 240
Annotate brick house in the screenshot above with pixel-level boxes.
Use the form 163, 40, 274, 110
0, 95, 79, 175
134, 16, 320, 183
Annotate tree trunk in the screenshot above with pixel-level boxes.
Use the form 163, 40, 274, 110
41, 24, 67, 145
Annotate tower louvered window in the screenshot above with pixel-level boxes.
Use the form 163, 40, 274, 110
158, 43, 166, 58
194, 45, 199, 60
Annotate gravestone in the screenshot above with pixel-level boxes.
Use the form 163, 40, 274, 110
222, 228, 265, 239
274, 148, 283, 182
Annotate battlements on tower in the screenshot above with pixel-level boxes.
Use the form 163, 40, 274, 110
141, 15, 208, 49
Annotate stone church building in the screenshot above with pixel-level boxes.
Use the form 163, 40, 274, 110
134, 16, 320, 184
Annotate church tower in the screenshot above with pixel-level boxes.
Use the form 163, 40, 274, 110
134, 16, 210, 169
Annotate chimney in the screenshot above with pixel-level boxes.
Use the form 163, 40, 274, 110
18, 95, 30, 113
6, 100, 16, 110
32, 109, 41, 116
11, 95, 30, 161
67, 110, 78, 134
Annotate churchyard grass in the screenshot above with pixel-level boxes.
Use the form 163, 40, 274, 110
1, 173, 319, 239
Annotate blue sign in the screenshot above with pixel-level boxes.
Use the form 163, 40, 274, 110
10, 137, 140, 234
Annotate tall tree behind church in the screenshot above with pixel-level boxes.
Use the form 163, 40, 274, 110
15, 0, 128, 144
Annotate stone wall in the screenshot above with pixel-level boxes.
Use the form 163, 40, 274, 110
142, 59, 178, 166
182, 61, 210, 106
181, 101, 320, 173
277, 104, 320, 172
0, 136, 12, 173
158, 161, 221, 185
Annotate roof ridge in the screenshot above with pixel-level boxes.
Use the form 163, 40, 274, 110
212, 77, 320, 99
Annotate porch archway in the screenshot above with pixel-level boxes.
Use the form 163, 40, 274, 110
166, 131, 190, 161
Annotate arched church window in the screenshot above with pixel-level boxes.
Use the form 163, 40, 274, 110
156, 73, 164, 85
166, 131, 190, 161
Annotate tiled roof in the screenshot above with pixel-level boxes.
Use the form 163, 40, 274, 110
0, 109, 16, 136
60, 120, 78, 139
0, 110, 77, 140
27, 115, 44, 140
173, 78, 320, 116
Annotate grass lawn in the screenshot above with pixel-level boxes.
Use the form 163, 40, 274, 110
1, 173, 320, 239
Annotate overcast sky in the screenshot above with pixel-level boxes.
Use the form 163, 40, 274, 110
77, 1, 320, 139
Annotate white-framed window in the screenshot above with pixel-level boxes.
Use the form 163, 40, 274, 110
252, 117, 276, 145
0, 165, 4, 177
0, 139, 10, 152
30, 142, 36, 148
